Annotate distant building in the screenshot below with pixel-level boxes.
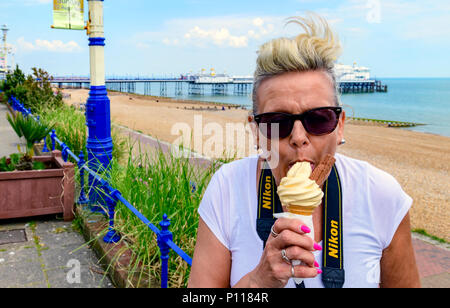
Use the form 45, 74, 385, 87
182, 68, 253, 84
334, 62, 371, 81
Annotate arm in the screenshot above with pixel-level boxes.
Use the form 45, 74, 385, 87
188, 217, 231, 288
379, 212, 421, 288
188, 217, 319, 288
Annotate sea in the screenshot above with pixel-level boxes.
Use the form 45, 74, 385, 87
131, 78, 450, 137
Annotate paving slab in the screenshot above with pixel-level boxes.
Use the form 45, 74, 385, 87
412, 234, 450, 288
0, 215, 114, 288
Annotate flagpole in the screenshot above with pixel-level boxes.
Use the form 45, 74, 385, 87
85, 0, 113, 212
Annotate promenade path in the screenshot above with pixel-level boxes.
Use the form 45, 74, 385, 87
0, 103, 26, 157
0, 101, 448, 287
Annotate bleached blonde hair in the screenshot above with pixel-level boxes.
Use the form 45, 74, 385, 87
252, 13, 342, 112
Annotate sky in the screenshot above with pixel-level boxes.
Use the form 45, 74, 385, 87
0, 0, 449, 78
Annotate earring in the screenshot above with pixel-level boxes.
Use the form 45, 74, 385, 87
339, 139, 346, 145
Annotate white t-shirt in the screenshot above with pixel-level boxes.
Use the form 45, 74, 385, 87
198, 153, 412, 288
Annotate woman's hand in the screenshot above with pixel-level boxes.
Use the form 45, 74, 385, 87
246, 217, 322, 288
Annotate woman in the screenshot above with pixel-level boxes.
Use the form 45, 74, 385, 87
188, 14, 420, 288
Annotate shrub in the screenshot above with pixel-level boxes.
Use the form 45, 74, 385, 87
24, 68, 63, 113
2, 66, 63, 113
1, 65, 27, 103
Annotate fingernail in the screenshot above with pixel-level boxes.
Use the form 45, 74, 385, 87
314, 261, 319, 267
300, 225, 311, 233
317, 269, 323, 274
314, 243, 322, 251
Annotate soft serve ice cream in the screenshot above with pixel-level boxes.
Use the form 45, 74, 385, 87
277, 162, 323, 215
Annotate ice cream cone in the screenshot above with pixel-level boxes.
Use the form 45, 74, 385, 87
275, 154, 336, 285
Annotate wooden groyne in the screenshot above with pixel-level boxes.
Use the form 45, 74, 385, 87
348, 117, 424, 128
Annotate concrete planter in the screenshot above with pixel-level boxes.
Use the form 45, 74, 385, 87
0, 150, 75, 221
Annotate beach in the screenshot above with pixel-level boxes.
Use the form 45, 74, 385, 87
63, 88, 450, 241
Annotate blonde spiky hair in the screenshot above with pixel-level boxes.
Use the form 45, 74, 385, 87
252, 13, 342, 112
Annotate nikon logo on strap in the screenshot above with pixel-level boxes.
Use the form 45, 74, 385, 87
262, 176, 272, 210
328, 220, 339, 259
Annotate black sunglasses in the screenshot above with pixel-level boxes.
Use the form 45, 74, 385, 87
253, 106, 342, 139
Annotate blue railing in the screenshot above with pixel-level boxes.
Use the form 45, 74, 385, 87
5, 93, 192, 288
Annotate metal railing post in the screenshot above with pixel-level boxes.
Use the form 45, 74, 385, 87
77, 151, 89, 205
42, 135, 49, 153
103, 185, 121, 243
157, 214, 173, 288
50, 129, 56, 151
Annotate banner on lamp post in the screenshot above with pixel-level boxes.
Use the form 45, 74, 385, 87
52, 0, 85, 30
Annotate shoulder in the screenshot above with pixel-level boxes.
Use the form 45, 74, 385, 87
213, 155, 259, 183
335, 153, 402, 193
200, 155, 258, 203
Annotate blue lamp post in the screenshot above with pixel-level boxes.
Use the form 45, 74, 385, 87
85, 0, 113, 212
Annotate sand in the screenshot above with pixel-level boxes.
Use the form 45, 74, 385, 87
63, 88, 450, 241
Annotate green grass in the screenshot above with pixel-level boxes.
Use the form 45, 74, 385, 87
96, 140, 227, 288
412, 229, 449, 244
39, 104, 87, 161
38, 104, 127, 165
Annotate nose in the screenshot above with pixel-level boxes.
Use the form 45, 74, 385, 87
289, 120, 309, 147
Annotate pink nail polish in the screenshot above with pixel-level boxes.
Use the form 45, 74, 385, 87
314, 243, 322, 251
300, 225, 311, 233
317, 269, 323, 274
314, 261, 319, 267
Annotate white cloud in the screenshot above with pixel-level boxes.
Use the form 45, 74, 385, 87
17, 37, 82, 53
162, 38, 180, 46
252, 18, 264, 27
132, 15, 282, 49
183, 26, 248, 48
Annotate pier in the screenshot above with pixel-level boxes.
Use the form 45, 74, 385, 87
51, 77, 387, 97
50, 77, 254, 97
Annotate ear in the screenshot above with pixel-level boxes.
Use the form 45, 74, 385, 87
248, 115, 259, 149
337, 110, 346, 145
